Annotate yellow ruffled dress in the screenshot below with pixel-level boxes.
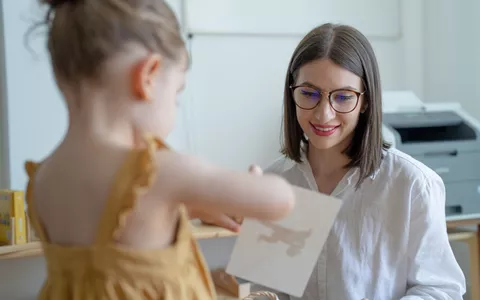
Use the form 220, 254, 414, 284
24, 136, 217, 299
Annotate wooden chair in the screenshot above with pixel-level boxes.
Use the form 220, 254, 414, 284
448, 229, 479, 299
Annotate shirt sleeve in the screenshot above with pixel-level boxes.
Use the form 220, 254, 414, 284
401, 173, 466, 299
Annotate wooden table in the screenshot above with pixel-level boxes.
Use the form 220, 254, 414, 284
3, 218, 475, 299
447, 215, 480, 300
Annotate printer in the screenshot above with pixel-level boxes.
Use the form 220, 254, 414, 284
382, 91, 480, 218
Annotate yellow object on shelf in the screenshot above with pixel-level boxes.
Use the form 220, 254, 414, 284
0, 190, 27, 245
26, 215, 40, 243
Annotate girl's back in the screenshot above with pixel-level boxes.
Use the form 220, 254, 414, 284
27, 136, 217, 299
31, 138, 178, 249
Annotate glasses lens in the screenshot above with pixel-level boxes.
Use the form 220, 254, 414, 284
293, 86, 321, 109
330, 90, 358, 113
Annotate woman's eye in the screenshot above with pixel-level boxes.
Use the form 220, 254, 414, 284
333, 92, 355, 101
301, 90, 319, 98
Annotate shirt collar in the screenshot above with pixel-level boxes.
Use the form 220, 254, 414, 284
291, 147, 381, 192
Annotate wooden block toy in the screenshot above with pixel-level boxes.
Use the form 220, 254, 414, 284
211, 269, 251, 298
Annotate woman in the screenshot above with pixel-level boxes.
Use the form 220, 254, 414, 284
197, 23, 466, 300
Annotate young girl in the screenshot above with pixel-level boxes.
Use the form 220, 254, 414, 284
207, 24, 467, 300
25, 0, 294, 299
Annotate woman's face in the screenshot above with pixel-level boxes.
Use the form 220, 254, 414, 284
294, 58, 365, 152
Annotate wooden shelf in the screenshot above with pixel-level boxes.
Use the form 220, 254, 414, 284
0, 242, 42, 260
448, 229, 477, 242
0, 221, 237, 260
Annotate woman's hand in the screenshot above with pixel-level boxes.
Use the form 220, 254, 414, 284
186, 164, 264, 232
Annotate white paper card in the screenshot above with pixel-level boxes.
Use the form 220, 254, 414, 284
226, 185, 342, 297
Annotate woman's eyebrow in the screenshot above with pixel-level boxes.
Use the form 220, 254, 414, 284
340, 85, 361, 91
297, 82, 360, 92
297, 81, 322, 89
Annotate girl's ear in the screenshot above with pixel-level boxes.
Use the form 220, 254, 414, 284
131, 54, 162, 102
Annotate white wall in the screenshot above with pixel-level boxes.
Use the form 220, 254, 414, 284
2, 0, 474, 299
0, 0, 7, 190
424, 0, 480, 120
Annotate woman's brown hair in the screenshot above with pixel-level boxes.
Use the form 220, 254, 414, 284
281, 23, 390, 187
36, 0, 185, 85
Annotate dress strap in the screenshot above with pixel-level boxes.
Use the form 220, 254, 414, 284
94, 134, 169, 245
24, 161, 50, 243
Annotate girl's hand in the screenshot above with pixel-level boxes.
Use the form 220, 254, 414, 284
189, 207, 243, 232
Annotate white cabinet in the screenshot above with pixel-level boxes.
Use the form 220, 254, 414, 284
185, 0, 401, 37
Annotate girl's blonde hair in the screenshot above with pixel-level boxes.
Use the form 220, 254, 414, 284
39, 0, 185, 84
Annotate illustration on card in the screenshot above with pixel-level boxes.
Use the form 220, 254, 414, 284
257, 221, 313, 257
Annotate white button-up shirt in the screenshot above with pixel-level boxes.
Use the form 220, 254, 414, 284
254, 148, 466, 300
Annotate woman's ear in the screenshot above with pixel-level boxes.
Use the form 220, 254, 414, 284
360, 101, 368, 114
131, 54, 162, 102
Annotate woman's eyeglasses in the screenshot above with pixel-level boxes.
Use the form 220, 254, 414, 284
290, 84, 365, 113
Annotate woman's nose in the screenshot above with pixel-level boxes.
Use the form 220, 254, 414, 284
313, 95, 335, 121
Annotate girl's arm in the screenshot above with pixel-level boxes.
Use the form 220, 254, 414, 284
186, 165, 261, 231
156, 151, 295, 221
